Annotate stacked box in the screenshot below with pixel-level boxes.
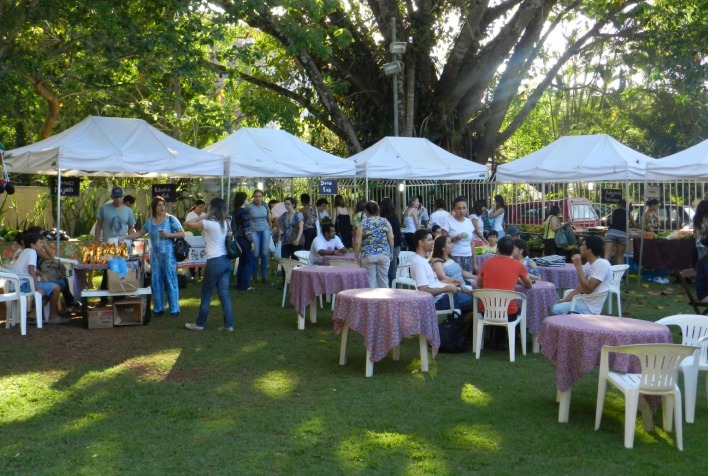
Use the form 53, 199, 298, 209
88, 306, 114, 329
113, 298, 145, 326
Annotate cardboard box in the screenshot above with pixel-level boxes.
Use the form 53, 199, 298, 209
108, 268, 139, 293
88, 307, 114, 329
113, 298, 145, 326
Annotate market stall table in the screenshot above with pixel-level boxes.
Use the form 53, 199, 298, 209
322, 252, 356, 266
469, 279, 557, 352
633, 237, 697, 270
289, 266, 369, 330
538, 314, 671, 423
333, 288, 439, 377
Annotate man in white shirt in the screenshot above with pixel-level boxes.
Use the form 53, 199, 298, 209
309, 223, 348, 264
552, 235, 613, 315
410, 229, 473, 318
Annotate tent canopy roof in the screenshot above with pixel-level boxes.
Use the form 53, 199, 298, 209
348, 137, 487, 180
5, 116, 224, 177
495, 134, 653, 183
205, 127, 354, 178
644, 140, 708, 180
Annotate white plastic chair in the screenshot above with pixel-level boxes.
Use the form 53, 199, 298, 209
472, 289, 526, 362
391, 275, 459, 320
606, 264, 629, 316
293, 250, 310, 264
0, 268, 43, 334
397, 251, 416, 272
595, 343, 699, 450
655, 315, 708, 423
279, 258, 306, 308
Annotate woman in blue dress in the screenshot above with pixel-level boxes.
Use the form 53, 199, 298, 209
125, 196, 185, 316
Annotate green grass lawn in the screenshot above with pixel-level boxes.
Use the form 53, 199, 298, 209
0, 271, 705, 475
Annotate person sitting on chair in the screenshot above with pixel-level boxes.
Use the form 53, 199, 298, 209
552, 235, 613, 315
410, 229, 473, 321
309, 223, 348, 265
12, 232, 68, 324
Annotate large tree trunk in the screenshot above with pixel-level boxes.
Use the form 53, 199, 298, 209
27, 75, 60, 140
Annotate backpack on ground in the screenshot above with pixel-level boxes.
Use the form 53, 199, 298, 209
438, 312, 468, 353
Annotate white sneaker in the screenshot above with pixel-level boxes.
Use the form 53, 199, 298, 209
218, 326, 234, 332
185, 323, 204, 331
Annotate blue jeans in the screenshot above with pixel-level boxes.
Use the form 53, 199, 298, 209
236, 236, 253, 290
435, 292, 473, 314
251, 229, 271, 281
196, 255, 234, 328
552, 299, 592, 315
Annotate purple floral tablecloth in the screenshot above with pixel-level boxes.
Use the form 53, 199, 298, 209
469, 280, 557, 336
538, 264, 578, 290
322, 252, 356, 266
289, 266, 369, 316
539, 314, 671, 392
333, 288, 440, 362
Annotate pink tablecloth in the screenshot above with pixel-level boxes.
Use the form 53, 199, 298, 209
469, 280, 557, 336
537, 264, 578, 290
539, 314, 671, 392
322, 252, 356, 266
289, 266, 369, 316
333, 288, 440, 362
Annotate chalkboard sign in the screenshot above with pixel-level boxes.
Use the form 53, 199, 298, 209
318, 180, 338, 195
50, 177, 81, 197
601, 188, 622, 204
152, 184, 177, 202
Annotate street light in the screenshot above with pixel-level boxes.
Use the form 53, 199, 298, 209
390, 42, 407, 54
383, 61, 402, 76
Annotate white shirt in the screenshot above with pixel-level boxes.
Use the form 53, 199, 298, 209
577, 258, 613, 314
443, 215, 475, 257
202, 220, 227, 259
428, 210, 450, 230
12, 248, 37, 281
309, 235, 345, 264
185, 210, 207, 222
492, 210, 505, 232
410, 253, 447, 302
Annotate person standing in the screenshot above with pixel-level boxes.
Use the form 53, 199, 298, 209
95, 186, 136, 299
245, 190, 271, 284
300, 193, 318, 251
603, 200, 630, 265
470, 199, 489, 247
355, 201, 393, 288
427, 198, 449, 231
642, 199, 660, 232
441, 196, 478, 274
125, 196, 185, 316
278, 197, 304, 260
232, 192, 254, 291
333, 194, 353, 248
184, 198, 238, 331
417, 195, 429, 229
380, 197, 403, 285
184, 199, 207, 280
543, 205, 561, 256
489, 194, 507, 239
401, 196, 420, 250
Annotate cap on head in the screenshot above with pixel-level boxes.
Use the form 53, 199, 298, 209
505, 226, 520, 236
111, 186, 124, 198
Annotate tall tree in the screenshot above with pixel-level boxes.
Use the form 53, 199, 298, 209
215, 0, 665, 163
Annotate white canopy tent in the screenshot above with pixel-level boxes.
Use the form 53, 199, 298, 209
644, 139, 708, 180
205, 127, 355, 178
5, 116, 225, 177
4, 116, 225, 243
347, 137, 488, 198
495, 134, 652, 183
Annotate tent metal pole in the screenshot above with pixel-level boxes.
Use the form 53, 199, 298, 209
56, 170, 62, 252
637, 180, 647, 285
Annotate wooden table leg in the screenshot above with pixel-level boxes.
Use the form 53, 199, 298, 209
309, 298, 317, 324
339, 322, 350, 365
558, 388, 572, 423
365, 349, 374, 377
419, 335, 429, 372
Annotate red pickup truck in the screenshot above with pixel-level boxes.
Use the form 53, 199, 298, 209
505, 198, 600, 229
